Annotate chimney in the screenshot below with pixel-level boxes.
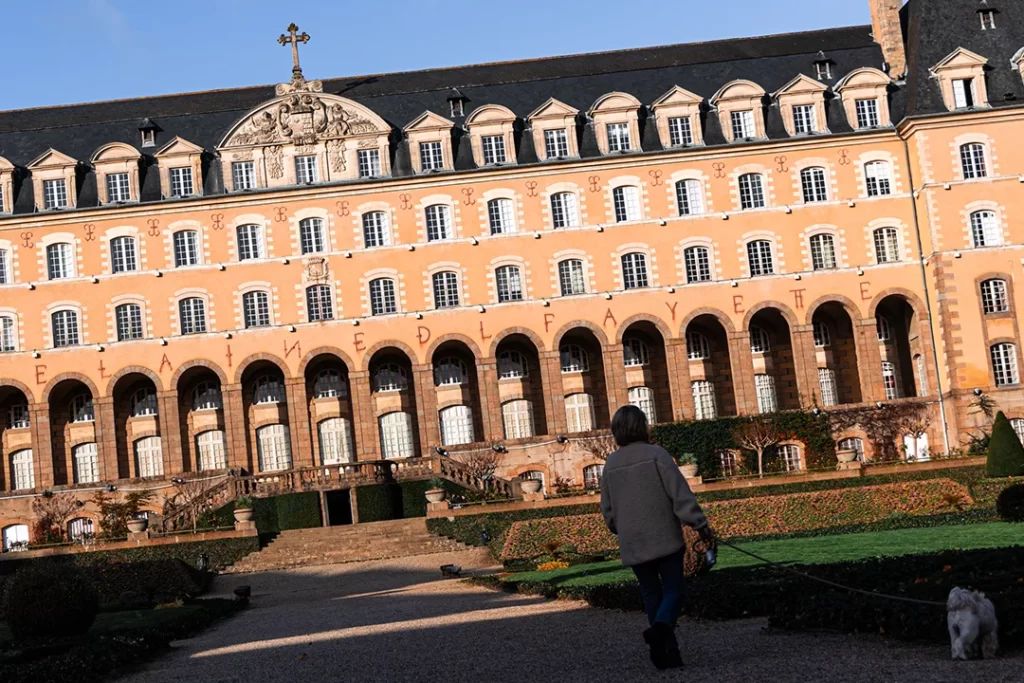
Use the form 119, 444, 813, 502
869, 0, 907, 78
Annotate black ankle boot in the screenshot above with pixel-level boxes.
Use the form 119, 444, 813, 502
642, 622, 675, 670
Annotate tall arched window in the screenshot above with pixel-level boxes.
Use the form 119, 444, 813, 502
51, 309, 80, 347
236, 224, 263, 260
778, 444, 802, 472
487, 198, 516, 235
675, 179, 704, 216
253, 375, 284, 404
256, 424, 292, 472
439, 405, 475, 446
623, 338, 650, 367
621, 252, 649, 289
991, 343, 1019, 386
112, 302, 144, 343
434, 357, 467, 386
318, 417, 354, 465
818, 368, 838, 407
374, 363, 408, 392
800, 167, 828, 203
755, 374, 777, 413
501, 399, 534, 439
837, 437, 865, 461
369, 278, 397, 315
960, 142, 987, 179
73, 442, 99, 484
0, 248, 9, 284
173, 230, 199, 267
746, 240, 774, 276
498, 350, 529, 379
192, 382, 221, 410
970, 210, 1000, 247
564, 393, 595, 433
495, 265, 524, 302
550, 192, 579, 228
873, 227, 901, 263
809, 233, 837, 270
47, 242, 74, 280
750, 326, 771, 353
583, 464, 604, 489
67, 517, 94, 541
7, 402, 29, 429
558, 259, 586, 296
242, 290, 271, 328
612, 186, 641, 222
425, 204, 452, 241
362, 211, 391, 247
432, 271, 460, 309
299, 217, 326, 254
9, 449, 34, 490
134, 436, 163, 478
314, 369, 346, 398
69, 393, 94, 422
813, 321, 831, 347
379, 411, 415, 459
179, 297, 206, 335
876, 315, 892, 341
306, 284, 334, 321
687, 332, 710, 360
0, 316, 14, 353
683, 246, 711, 283
560, 345, 589, 373
980, 279, 1009, 314
882, 361, 900, 398
691, 380, 716, 420
864, 161, 892, 196
110, 236, 138, 273
628, 386, 657, 424
195, 430, 227, 470
738, 173, 766, 209
130, 387, 157, 417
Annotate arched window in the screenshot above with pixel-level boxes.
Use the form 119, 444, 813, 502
1011, 418, 1024, 444
487, 198, 516, 235
876, 316, 892, 341
130, 388, 157, 417
564, 393, 595, 433
818, 368, 838, 407
314, 369, 346, 398
718, 450, 740, 477
495, 265, 524, 302
778, 444, 802, 472
1, 315, 17, 352
236, 224, 263, 260
560, 344, 589, 373
9, 449, 34, 490
620, 252, 649, 289
991, 343, 1019, 386
110, 236, 138, 273
675, 179, 704, 216
178, 297, 206, 335
864, 161, 892, 197
691, 380, 716, 420
379, 411, 415, 459
374, 363, 408, 392
242, 291, 271, 328
73, 442, 99, 484
192, 382, 221, 411
623, 338, 650, 367
173, 230, 199, 267
134, 436, 163, 478
369, 278, 397, 315
2, 524, 29, 551
800, 167, 828, 203
439, 405, 475, 446
558, 259, 586, 296
755, 374, 777, 413
253, 375, 284, 404
67, 517, 95, 541
813, 321, 831, 347
683, 246, 712, 283
981, 279, 1009, 314
0, 248, 9, 284
750, 326, 770, 353
837, 437, 865, 461
583, 464, 604, 490
970, 210, 1000, 247
746, 240, 774, 276
299, 217, 326, 254
256, 424, 292, 472
46, 242, 74, 280
432, 271, 460, 309
69, 394, 94, 423
873, 227, 900, 263
550, 192, 579, 228
612, 186, 641, 222
306, 284, 334, 322
425, 204, 452, 241
362, 211, 391, 248
687, 332, 710, 360
882, 361, 900, 399
520, 470, 545, 491
115, 303, 143, 341
501, 399, 534, 439
7, 402, 29, 429
498, 350, 529, 379
628, 386, 657, 424
738, 173, 766, 209
434, 357, 467, 386
195, 430, 227, 470
960, 142, 987, 179
51, 309, 80, 347
809, 233, 837, 270
318, 417, 354, 465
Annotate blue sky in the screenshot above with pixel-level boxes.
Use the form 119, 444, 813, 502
8, 0, 870, 110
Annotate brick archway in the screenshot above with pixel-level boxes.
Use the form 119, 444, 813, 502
0, 378, 37, 405
42, 372, 100, 403
233, 352, 291, 384
360, 340, 421, 372
105, 365, 164, 397
804, 294, 864, 326
615, 313, 674, 344
741, 300, 801, 331
552, 319, 610, 348
488, 326, 547, 358
425, 333, 484, 361
679, 307, 735, 336
170, 359, 230, 388
298, 346, 357, 376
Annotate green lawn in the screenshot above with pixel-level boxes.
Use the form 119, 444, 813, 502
501, 522, 1024, 588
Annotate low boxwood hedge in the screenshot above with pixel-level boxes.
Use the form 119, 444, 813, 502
427, 503, 601, 557
203, 492, 322, 535
356, 480, 470, 523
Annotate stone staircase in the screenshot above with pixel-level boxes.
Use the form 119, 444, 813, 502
223, 518, 469, 574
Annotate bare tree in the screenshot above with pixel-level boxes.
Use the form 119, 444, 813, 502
733, 417, 782, 478
828, 402, 930, 462
166, 476, 216, 532
578, 436, 616, 462
453, 448, 503, 481
32, 493, 82, 543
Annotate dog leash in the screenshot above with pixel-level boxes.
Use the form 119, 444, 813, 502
715, 539, 948, 608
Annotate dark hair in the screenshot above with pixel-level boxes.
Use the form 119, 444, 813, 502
611, 405, 649, 447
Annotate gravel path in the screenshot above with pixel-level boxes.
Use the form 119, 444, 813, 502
119, 550, 1020, 683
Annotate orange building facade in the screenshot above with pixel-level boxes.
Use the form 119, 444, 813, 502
2, 0, 1024, 541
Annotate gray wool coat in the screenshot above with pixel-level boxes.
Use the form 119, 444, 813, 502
600, 442, 708, 566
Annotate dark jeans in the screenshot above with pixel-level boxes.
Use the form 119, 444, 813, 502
630, 548, 685, 654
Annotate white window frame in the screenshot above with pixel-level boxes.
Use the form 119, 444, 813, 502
432, 271, 460, 309
606, 123, 631, 152
750, 325, 771, 354
192, 382, 221, 410
9, 450, 34, 490
115, 303, 143, 341
487, 198, 516, 235
960, 143, 987, 180
242, 290, 271, 328
425, 204, 453, 241
419, 141, 444, 172
51, 309, 80, 347
991, 343, 1019, 386
134, 436, 164, 478
374, 363, 408, 392
43, 179, 68, 209
550, 192, 579, 229
73, 442, 99, 484
501, 399, 534, 439
110, 236, 138, 274
169, 167, 194, 197
687, 332, 710, 360
313, 369, 346, 399
495, 265, 524, 302
623, 338, 650, 367
318, 417, 354, 465
809, 233, 837, 270
232, 161, 256, 190
675, 179, 704, 216
755, 373, 777, 413
692, 380, 717, 420
306, 284, 334, 321
498, 350, 529, 379
560, 344, 589, 373
612, 185, 641, 223
778, 444, 802, 472
620, 252, 649, 289
812, 321, 831, 348
236, 224, 264, 261
106, 172, 131, 203
256, 423, 292, 472
731, 110, 756, 140
433, 357, 467, 386
253, 375, 284, 404
800, 167, 828, 203
299, 217, 326, 255
544, 129, 569, 159
952, 78, 975, 109
178, 297, 207, 335
970, 210, 1000, 247
746, 240, 774, 276
583, 464, 605, 490
295, 155, 319, 184
173, 230, 200, 267
855, 99, 879, 129
481, 135, 507, 165
818, 368, 838, 407
0, 315, 17, 352
379, 411, 415, 459
369, 278, 397, 315
195, 430, 227, 471
882, 360, 900, 399
47, 242, 74, 280
357, 149, 381, 178
684, 245, 711, 283
792, 104, 817, 135
873, 227, 901, 263
362, 211, 391, 248
980, 279, 1009, 314
439, 404, 475, 446
628, 386, 657, 424
738, 173, 766, 210
864, 161, 893, 197
564, 393, 595, 433
558, 259, 587, 296
668, 117, 693, 147
0, 248, 9, 284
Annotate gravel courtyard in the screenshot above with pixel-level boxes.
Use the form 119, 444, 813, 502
120, 550, 1020, 683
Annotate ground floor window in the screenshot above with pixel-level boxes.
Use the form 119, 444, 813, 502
692, 381, 716, 420
9, 449, 33, 490
778, 444, 802, 472
379, 411, 415, 459
717, 450, 740, 478
318, 417, 354, 465
903, 433, 930, 462
134, 436, 163, 478
73, 442, 99, 484
501, 399, 534, 440
755, 374, 777, 414
439, 405, 475, 446
256, 424, 292, 472
196, 430, 227, 471
67, 517, 94, 541
564, 393, 595, 433
1012, 418, 1024, 445
520, 470, 544, 492
2, 524, 28, 552
628, 386, 657, 425
837, 437, 865, 461
583, 464, 604, 489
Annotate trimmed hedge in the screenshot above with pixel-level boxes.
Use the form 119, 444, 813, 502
4, 564, 99, 640
997, 483, 1024, 522
427, 503, 600, 557
987, 411, 1024, 478
203, 492, 323, 535
356, 480, 470, 523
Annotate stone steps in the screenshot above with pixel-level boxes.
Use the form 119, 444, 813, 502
223, 518, 468, 574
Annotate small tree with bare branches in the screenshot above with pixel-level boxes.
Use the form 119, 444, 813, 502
164, 477, 217, 532
453, 448, 503, 481
31, 493, 83, 544
578, 436, 617, 462
733, 416, 782, 478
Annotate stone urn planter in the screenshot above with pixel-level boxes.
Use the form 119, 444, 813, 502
127, 518, 148, 533
520, 479, 543, 494
680, 464, 699, 479
836, 449, 859, 464
233, 508, 255, 523
425, 488, 447, 504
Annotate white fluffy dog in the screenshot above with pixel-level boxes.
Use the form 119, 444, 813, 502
947, 587, 999, 660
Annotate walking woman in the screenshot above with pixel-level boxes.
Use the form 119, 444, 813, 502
599, 405, 713, 670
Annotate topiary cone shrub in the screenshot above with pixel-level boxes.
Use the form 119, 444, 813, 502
996, 483, 1024, 522
986, 412, 1024, 478
3, 563, 99, 641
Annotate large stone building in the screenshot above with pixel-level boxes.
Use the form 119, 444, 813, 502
1, 0, 1023, 543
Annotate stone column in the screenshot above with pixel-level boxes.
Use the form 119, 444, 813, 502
855, 319, 885, 402
156, 390, 183, 475
477, 357, 502, 442
29, 403, 53, 489
602, 344, 629, 421
284, 378, 313, 468
222, 383, 249, 472
348, 371, 377, 461
95, 396, 118, 481
413, 364, 439, 454
665, 338, 693, 421
538, 350, 566, 436
728, 331, 757, 415
790, 324, 820, 408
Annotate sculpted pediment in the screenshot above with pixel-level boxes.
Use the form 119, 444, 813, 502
529, 98, 578, 120
931, 47, 988, 72
28, 148, 78, 169
772, 74, 828, 98
652, 86, 703, 108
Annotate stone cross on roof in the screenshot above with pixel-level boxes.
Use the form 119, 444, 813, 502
278, 23, 310, 78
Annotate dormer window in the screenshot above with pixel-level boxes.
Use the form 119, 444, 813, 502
731, 110, 756, 140
155, 137, 203, 199
357, 149, 381, 178
91, 142, 141, 205
169, 167, 194, 197
43, 179, 68, 209
28, 148, 79, 211
589, 92, 642, 155
815, 61, 832, 80
450, 99, 464, 117
835, 68, 892, 129
793, 104, 817, 134
979, 9, 996, 30
607, 123, 632, 152
420, 141, 444, 171
544, 129, 570, 158
530, 99, 579, 160
107, 173, 131, 202
142, 129, 155, 147
233, 161, 256, 190
295, 155, 318, 184
652, 86, 704, 149
482, 135, 507, 165
712, 80, 767, 142
953, 78, 976, 108
929, 48, 990, 112
668, 117, 693, 147
855, 99, 879, 128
